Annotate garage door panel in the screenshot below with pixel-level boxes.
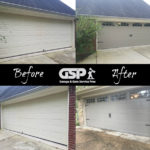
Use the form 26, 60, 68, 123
0, 13, 73, 58
87, 118, 150, 136
2, 91, 68, 145
86, 97, 150, 137
98, 24, 150, 49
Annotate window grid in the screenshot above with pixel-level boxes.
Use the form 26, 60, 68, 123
85, 88, 150, 103
111, 93, 126, 101
144, 23, 150, 27
97, 96, 108, 102
130, 88, 150, 100
102, 22, 115, 26
117, 22, 129, 26
132, 23, 142, 27
86, 98, 95, 103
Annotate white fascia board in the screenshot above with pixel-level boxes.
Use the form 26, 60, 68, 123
77, 86, 109, 97
1, 86, 68, 105
0, 4, 75, 21
78, 14, 150, 23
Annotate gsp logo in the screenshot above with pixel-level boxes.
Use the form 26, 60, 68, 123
59, 68, 86, 79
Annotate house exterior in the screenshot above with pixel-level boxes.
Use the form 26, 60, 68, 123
77, 86, 150, 137
0, 0, 75, 59
0, 86, 76, 150
77, 0, 150, 50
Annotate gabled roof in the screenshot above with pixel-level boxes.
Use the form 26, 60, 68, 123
0, 0, 75, 16
0, 86, 48, 102
77, 0, 150, 19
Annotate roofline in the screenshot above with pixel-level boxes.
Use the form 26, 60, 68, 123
1, 86, 68, 105
0, 1, 75, 17
0, 86, 48, 102
78, 14, 150, 23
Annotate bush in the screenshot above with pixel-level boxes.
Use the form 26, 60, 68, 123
76, 16, 101, 62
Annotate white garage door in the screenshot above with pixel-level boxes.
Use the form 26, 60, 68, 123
2, 91, 68, 146
85, 88, 150, 137
0, 13, 73, 58
97, 22, 150, 49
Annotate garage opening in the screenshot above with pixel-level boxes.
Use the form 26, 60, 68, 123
85, 87, 150, 137
97, 21, 150, 50
0, 13, 73, 59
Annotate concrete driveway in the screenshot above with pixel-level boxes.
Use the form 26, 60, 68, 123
0, 49, 75, 64
76, 127, 150, 150
0, 130, 60, 150
78, 45, 150, 64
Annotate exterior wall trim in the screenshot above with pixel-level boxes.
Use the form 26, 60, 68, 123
79, 14, 150, 23
0, 5, 75, 21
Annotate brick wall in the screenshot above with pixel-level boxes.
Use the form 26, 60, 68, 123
68, 86, 76, 150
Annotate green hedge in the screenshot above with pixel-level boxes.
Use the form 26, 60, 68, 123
76, 16, 101, 62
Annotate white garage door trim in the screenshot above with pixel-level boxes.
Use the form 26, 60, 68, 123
1, 89, 69, 148
85, 87, 150, 137
0, 12, 74, 59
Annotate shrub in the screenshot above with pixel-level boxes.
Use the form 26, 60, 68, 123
76, 16, 101, 62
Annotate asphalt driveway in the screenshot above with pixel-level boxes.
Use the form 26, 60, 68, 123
0, 49, 75, 64
76, 127, 150, 150
0, 130, 60, 150
78, 45, 150, 64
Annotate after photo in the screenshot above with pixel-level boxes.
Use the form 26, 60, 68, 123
76, 0, 150, 64
76, 86, 150, 150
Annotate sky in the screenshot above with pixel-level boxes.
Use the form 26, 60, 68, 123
60, 0, 150, 10
61, 0, 76, 10
144, 0, 150, 5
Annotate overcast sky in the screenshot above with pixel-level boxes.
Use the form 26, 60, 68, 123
61, 0, 150, 10
144, 0, 150, 5
61, 0, 75, 10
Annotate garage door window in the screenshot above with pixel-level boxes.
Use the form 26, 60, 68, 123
117, 22, 129, 26
102, 22, 115, 26
86, 98, 95, 103
130, 89, 150, 100
132, 23, 142, 27
144, 23, 150, 27
111, 93, 127, 101
97, 96, 108, 102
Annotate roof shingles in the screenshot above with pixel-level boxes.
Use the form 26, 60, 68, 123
0, 0, 75, 16
0, 86, 43, 102
77, 0, 150, 19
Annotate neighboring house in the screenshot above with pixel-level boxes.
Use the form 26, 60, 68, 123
0, 0, 75, 59
77, 0, 150, 50
77, 86, 150, 137
0, 86, 75, 150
